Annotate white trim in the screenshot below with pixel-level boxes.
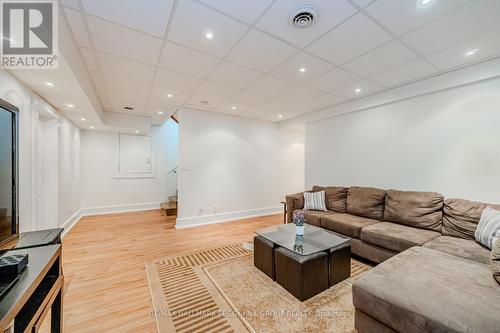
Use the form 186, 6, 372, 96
81, 202, 161, 216
175, 206, 281, 229
61, 209, 82, 238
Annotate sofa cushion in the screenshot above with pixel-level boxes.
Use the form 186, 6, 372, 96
423, 236, 490, 265
293, 209, 337, 227
361, 222, 440, 252
353, 247, 500, 333
347, 186, 386, 220
383, 190, 443, 231
442, 198, 500, 240
320, 213, 380, 238
312, 186, 348, 213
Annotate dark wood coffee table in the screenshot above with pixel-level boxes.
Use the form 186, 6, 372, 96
254, 223, 351, 300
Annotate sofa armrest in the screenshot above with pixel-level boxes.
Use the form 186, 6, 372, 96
285, 192, 305, 224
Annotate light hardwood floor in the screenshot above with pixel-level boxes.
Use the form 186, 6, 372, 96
60, 210, 281, 332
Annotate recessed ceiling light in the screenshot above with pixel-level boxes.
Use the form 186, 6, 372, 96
65, 104, 74, 109
135, 130, 140, 134
299, 67, 307, 73
158, 111, 163, 115
44, 81, 55, 87
81, 118, 86, 121
463, 49, 479, 57
90, 126, 94, 129
231, 106, 237, 110
167, 93, 173, 98
278, 114, 283, 119
205, 32, 214, 40
417, 0, 433, 8
354, 88, 362, 94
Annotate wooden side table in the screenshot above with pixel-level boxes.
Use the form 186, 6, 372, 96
280, 201, 287, 224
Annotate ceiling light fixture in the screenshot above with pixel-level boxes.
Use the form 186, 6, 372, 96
205, 32, 214, 40
90, 126, 94, 129
135, 130, 140, 134
44, 81, 55, 87
463, 49, 479, 57
278, 114, 283, 119
417, 0, 433, 8
81, 118, 86, 121
354, 88, 362, 94
167, 93, 173, 98
158, 111, 164, 115
65, 104, 74, 109
299, 67, 307, 73
231, 106, 237, 110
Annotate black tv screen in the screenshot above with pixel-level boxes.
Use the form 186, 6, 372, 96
0, 100, 18, 247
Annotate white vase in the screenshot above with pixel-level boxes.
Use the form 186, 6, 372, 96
295, 225, 305, 236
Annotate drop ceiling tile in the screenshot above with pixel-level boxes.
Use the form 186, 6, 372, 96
230, 90, 269, 107
86, 16, 163, 65
371, 59, 437, 87
80, 48, 99, 72
82, 0, 174, 37
196, 81, 240, 99
271, 52, 334, 83
168, 0, 248, 57
351, 0, 375, 8
158, 41, 219, 78
149, 86, 190, 105
310, 93, 348, 109
100, 75, 151, 97
285, 86, 323, 101
227, 29, 297, 72
426, 29, 500, 70
185, 94, 223, 110
208, 62, 263, 89
332, 80, 384, 99
366, 0, 473, 36
197, 0, 274, 24
246, 75, 298, 97
61, 0, 80, 9
154, 68, 203, 92
307, 13, 392, 65
343, 40, 418, 77
402, 0, 500, 56
96, 52, 156, 83
255, 0, 357, 48
308, 67, 361, 92
63, 7, 91, 48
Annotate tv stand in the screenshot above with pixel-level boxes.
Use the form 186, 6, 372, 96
0, 245, 63, 332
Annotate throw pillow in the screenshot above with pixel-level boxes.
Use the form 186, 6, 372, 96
475, 207, 500, 249
303, 190, 327, 211
492, 238, 500, 286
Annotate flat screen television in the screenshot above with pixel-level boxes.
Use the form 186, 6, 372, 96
0, 99, 19, 250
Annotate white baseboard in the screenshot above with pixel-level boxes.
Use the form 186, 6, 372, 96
175, 206, 281, 229
61, 209, 82, 238
81, 202, 161, 216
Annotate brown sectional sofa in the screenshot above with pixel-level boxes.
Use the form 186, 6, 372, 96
285, 186, 500, 333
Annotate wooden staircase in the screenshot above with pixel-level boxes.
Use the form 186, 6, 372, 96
161, 196, 177, 216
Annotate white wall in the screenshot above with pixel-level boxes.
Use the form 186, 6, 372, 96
0, 70, 82, 232
81, 119, 178, 214
306, 77, 500, 203
177, 108, 304, 227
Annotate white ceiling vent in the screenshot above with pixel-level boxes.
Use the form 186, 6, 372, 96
289, 5, 319, 29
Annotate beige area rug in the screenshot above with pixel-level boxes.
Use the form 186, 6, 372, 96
146, 243, 371, 333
